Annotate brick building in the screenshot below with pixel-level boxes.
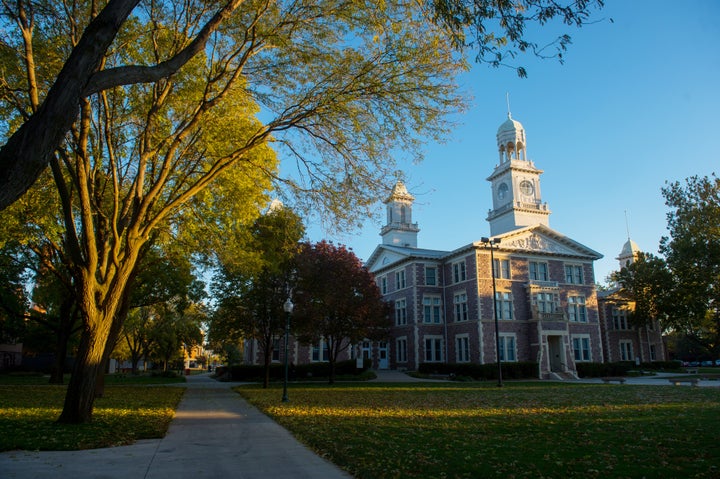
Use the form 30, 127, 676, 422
365, 114, 606, 379
597, 239, 667, 363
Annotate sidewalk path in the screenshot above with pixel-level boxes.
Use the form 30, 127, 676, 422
0, 374, 351, 479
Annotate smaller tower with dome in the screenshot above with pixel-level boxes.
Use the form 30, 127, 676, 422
380, 179, 420, 247
617, 238, 641, 268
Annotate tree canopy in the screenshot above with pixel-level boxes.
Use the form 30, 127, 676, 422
0, 0, 605, 211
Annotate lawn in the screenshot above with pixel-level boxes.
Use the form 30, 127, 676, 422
237, 382, 720, 478
0, 375, 185, 451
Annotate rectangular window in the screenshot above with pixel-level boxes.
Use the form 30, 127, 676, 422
564, 265, 584, 284
493, 258, 510, 279
424, 336, 444, 362
495, 292, 514, 320
423, 296, 443, 323
395, 270, 406, 289
454, 292, 468, 322
425, 266, 437, 286
453, 261, 467, 283
650, 345, 657, 361
272, 338, 280, 362
572, 336, 591, 362
612, 308, 629, 330
456, 335, 470, 362
529, 261, 549, 281
568, 296, 587, 322
395, 299, 407, 326
499, 334, 517, 362
536, 292, 555, 313
380, 276, 387, 294
619, 340, 634, 361
312, 340, 329, 362
396, 338, 408, 363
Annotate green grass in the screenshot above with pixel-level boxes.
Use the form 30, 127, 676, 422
0, 384, 184, 451
237, 382, 720, 479
0, 372, 186, 386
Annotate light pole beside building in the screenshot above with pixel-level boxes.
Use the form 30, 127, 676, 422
282, 297, 293, 402
481, 236, 503, 387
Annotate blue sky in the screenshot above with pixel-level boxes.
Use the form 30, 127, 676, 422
303, 0, 720, 285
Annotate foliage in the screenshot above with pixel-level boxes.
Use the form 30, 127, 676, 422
238, 381, 720, 478
431, 0, 605, 77
417, 361, 538, 379
0, 242, 30, 343
0, 385, 183, 451
210, 206, 305, 387
293, 241, 392, 383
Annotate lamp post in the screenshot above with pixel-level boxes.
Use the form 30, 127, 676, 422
282, 297, 293, 402
481, 236, 503, 387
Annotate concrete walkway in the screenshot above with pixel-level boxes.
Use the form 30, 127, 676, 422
0, 374, 351, 479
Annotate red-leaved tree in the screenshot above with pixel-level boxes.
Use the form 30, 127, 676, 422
293, 241, 391, 383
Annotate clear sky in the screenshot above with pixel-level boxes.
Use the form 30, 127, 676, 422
303, 0, 720, 285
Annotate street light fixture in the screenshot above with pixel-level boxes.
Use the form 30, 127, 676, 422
481, 236, 503, 388
282, 297, 294, 402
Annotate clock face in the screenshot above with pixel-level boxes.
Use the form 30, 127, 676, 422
497, 182, 509, 200
520, 180, 534, 196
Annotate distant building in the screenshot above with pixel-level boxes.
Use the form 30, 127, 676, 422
597, 240, 667, 363
365, 114, 605, 379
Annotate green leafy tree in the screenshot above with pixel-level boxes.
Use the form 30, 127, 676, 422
210, 206, 305, 387
293, 241, 391, 384
611, 252, 674, 328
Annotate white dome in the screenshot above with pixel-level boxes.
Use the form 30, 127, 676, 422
497, 116, 524, 135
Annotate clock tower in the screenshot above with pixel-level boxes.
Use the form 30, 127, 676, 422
486, 114, 551, 236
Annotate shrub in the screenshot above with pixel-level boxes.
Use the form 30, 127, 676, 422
575, 362, 633, 378
151, 370, 181, 378
226, 359, 371, 382
418, 362, 539, 380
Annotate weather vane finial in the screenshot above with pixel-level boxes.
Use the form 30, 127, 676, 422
624, 210, 631, 240
506, 92, 512, 119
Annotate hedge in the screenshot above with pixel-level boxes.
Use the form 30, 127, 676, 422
575, 360, 684, 378
418, 362, 539, 380
224, 359, 372, 382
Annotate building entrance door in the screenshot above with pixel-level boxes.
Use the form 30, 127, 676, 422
378, 342, 389, 369
548, 335, 564, 372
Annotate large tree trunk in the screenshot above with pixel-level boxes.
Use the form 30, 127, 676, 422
58, 317, 114, 424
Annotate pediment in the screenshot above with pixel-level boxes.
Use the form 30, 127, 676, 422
486, 225, 602, 260
366, 246, 411, 273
